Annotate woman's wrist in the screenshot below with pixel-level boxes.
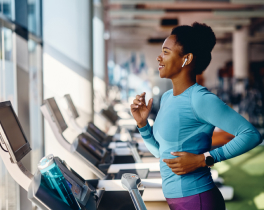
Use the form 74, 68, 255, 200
137, 120, 147, 128
198, 154, 207, 167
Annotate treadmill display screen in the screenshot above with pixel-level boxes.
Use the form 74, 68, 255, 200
64, 174, 83, 200
88, 122, 106, 140
47, 98, 68, 132
0, 101, 31, 162
79, 135, 105, 160
64, 94, 79, 119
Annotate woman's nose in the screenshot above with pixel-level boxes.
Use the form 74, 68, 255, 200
157, 55, 162, 62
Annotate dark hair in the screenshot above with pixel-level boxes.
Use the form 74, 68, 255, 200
171, 22, 216, 75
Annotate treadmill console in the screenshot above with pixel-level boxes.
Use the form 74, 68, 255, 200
101, 106, 119, 125
54, 156, 97, 205
87, 122, 107, 142
39, 154, 98, 207
77, 133, 107, 161
0, 101, 31, 163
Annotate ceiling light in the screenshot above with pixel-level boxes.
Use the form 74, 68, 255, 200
109, 0, 174, 4
109, 9, 165, 17
203, 19, 250, 26
231, 0, 264, 4
214, 10, 264, 18
211, 25, 237, 32
110, 19, 160, 26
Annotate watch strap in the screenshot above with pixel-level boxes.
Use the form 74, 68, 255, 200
203, 151, 214, 167
204, 152, 212, 160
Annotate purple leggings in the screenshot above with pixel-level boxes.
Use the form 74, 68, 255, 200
166, 186, 225, 210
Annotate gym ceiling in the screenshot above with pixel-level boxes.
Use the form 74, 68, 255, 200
104, 0, 264, 46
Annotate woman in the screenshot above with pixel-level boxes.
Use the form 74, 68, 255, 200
130, 22, 262, 210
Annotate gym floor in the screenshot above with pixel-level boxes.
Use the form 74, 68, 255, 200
213, 145, 264, 210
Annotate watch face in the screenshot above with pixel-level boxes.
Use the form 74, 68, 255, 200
206, 156, 214, 166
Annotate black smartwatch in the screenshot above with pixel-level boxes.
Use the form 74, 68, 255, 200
204, 152, 214, 167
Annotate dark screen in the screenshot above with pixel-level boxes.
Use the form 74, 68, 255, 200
64, 94, 79, 119
88, 122, 106, 140
47, 98, 68, 132
79, 134, 105, 159
0, 106, 27, 152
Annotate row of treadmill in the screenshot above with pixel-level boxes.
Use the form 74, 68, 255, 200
0, 94, 234, 210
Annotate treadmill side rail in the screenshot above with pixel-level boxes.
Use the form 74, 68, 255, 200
130, 189, 147, 210
0, 144, 32, 190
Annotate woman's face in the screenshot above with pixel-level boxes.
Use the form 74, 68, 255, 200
156, 35, 185, 79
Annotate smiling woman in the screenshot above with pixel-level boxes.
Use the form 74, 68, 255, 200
130, 22, 262, 210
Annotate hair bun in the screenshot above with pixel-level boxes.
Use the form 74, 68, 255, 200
192, 22, 216, 53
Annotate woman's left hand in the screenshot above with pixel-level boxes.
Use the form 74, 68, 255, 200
163, 152, 209, 175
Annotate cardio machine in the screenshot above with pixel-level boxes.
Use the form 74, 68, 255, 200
41, 97, 166, 201
0, 101, 148, 210
65, 94, 144, 164
64, 94, 154, 157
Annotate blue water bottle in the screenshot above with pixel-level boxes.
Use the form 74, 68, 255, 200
38, 154, 81, 210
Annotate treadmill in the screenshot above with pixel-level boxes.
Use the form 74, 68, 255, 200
64, 94, 150, 157
0, 101, 148, 210
41, 97, 166, 201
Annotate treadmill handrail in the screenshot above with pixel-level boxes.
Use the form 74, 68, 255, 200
130, 189, 147, 210
0, 134, 33, 190
127, 142, 142, 163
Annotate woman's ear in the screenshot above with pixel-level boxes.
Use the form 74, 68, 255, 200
185, 53, 194, 66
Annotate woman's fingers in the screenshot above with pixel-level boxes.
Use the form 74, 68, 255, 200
135, 93, 146, 104
140, 92, 146, 105
147, 98, 153, 111
130, 104, 139, 109
132, 92, 148, 109
133, 98, 143, 106
135, 95, 145, 105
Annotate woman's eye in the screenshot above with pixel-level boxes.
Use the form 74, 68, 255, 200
164, 51, 168, 53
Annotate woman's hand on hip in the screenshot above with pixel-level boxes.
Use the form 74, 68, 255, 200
163, 152, 207, 175
130, 92, 153, 128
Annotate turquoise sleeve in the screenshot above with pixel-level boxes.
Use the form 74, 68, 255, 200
192, 89, 262, 163
137, 122, 160, 158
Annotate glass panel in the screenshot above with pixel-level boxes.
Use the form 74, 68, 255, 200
28, 39, 43, 173
0, 28, 16, 106
2, 0, 14, 20
0, 26, 19, 210
28, 0, 41, 37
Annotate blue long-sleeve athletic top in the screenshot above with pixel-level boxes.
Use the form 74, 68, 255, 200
138, 83, 262, 198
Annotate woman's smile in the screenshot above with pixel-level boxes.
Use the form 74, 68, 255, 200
159, 64, 165, 71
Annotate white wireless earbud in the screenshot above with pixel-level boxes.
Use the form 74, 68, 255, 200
182, 58, 188, 67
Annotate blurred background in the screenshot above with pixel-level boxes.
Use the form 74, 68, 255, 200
0, 0, 264, 209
